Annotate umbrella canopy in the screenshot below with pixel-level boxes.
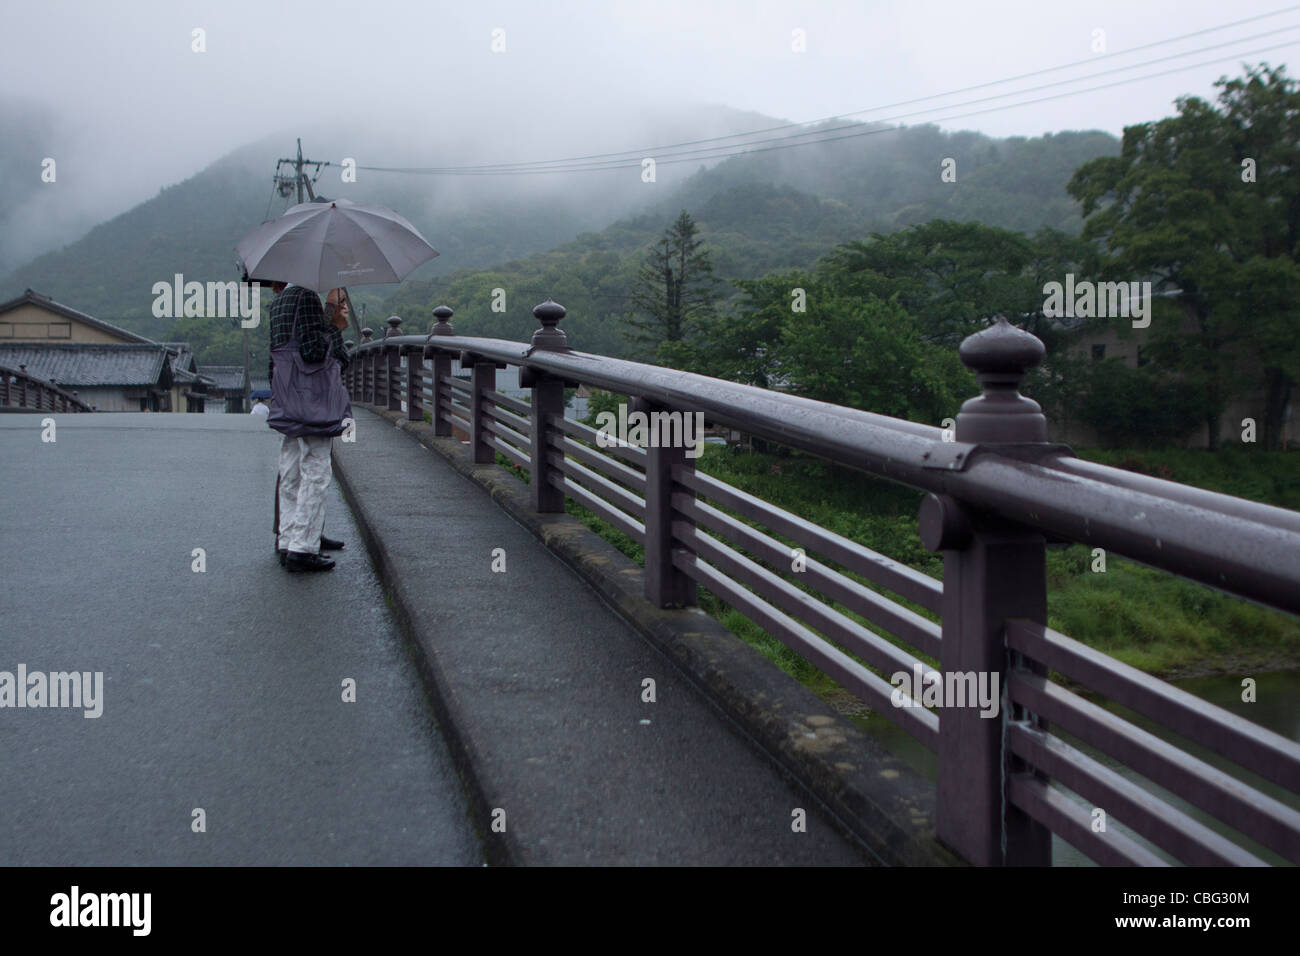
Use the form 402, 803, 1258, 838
235, 198, 437, 293
249, 388, 272, 400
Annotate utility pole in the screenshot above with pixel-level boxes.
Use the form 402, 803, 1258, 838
271, 140, 360, 344
274, 138, 328, 206
241, 323, 251, 412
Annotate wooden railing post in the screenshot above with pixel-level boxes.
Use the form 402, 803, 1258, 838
384, 317, 402, 411
403, 344, 423, 422
524, 299, 569, 513
467, 354, 497, 465
920, 315, 1052, 866
425, 306, 455, 437
639, 395, 697, 608
363, 328, 376, 403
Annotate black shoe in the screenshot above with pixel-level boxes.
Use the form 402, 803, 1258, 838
320, 535, 345, 551
285, 551, 335, 573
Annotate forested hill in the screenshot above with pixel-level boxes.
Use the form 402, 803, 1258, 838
379, 124, 1119, 357
667, 123, 1119, 234
0, 104, 775, 339
0, 141, 659, 342
0, 114, 1117, 356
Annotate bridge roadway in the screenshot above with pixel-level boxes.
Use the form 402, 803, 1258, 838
0, 413, 480, 865
1, 410, 869, 865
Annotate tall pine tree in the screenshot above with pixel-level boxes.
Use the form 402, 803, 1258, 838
625, 210, 719, 359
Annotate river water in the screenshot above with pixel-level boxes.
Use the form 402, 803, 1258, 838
861, 668, 1300, 866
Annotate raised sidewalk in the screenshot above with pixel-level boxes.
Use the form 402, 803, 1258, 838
332, 405, 952, 865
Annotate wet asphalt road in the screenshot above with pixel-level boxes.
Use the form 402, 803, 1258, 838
0, 412, 482, 865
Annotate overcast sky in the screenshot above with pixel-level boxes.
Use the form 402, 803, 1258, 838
4, 0, 1299, 241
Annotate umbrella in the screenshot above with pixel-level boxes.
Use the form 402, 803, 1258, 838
249, 388, 272, 400
235, 198, 438, 294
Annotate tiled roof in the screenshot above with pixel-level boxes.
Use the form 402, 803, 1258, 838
158, 342, 197, 372
0, 289, 155, 344
198, 365, 247, 391
0, 343, 172, 387
158, 343, 204, 385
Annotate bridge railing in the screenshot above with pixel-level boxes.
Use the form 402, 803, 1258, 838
344, 300, 1300, 867
0, 365, 94, 412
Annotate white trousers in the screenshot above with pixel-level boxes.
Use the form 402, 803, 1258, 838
277, 435, 332, 554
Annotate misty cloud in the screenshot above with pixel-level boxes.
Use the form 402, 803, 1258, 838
0, 0, 1286, 271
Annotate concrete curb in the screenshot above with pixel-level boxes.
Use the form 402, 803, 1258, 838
330, 430, 520, 866
336, 404, 960, 866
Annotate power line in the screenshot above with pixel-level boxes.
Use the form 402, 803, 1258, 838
482, 33, 1300, 174
636, 39, 1300, 172
365, 8, 1300, 172
357, 38, 1300, 178
262, 177, 280, 223
354, 7, 1300, 176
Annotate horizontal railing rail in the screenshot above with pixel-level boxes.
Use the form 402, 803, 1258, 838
341, 301, 1300, 867
363, 331, 1300, 615
0, 365, 94, 413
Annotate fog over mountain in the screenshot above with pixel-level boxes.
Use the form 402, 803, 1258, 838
0, 101, 790, 333
0, 96, 86, 275
0, 0, 1284, 330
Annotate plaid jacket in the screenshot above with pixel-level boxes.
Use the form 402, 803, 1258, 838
267, 285, 351, 383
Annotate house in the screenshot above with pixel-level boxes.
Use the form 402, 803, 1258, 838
0, 289, 228, 412
198, 366, 249, 413
1044, 311, 1286, 449
158, 342, 212, 413
0, 342, 174, 411
0, 288, 155, 345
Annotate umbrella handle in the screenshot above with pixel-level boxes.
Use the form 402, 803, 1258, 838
343, 289, 363, 347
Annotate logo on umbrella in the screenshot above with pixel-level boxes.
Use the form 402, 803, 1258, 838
339, 261, 377, 278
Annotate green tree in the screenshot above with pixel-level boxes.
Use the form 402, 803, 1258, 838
659, 270, 811, 387
626, 210, 720, 358
169, 311, 268, 369
1068, 64, 1300, 449
581, 388, 626, 427
775, 291, 975, 423
1076, 359, 1218, 447
821, 220, 1055, 346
